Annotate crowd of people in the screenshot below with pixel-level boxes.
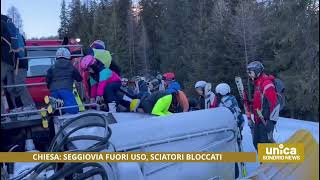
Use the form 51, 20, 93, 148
2, 12, 280, 151
57, 39, 279, 151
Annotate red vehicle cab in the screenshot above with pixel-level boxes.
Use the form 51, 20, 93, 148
25, 39, 83, 107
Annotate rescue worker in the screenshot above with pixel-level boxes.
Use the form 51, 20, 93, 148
247, 60, 279, 150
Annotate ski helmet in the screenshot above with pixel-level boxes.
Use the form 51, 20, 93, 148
80, 55, 96, 71
156, 73, 163, 80
121, 78, 128, 82
90, 40, 106, 49
247, 61, 264, 77
195, 81, 207, 89
149, 79, 160, 92
56, 48, 71, 60
215, 83, 231, 96
163, 72, 175, 81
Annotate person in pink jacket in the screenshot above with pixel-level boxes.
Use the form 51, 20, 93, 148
80, 55, 122, 108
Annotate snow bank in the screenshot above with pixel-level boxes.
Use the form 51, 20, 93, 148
242, 116, 319, 174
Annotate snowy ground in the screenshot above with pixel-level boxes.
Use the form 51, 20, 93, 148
242, 116, 319, 174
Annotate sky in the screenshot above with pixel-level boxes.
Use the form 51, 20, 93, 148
1, 0, 140, 39
1, 0, 65, 39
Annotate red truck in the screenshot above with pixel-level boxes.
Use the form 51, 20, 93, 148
24, 39, 86, 108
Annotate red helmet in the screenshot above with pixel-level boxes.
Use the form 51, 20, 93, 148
162, 72, 175, 81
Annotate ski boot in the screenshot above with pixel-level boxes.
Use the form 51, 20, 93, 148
44, 96, 64, 114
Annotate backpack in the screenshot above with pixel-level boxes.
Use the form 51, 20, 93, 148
258, 77, 285, 122
273, 78, 286, 111
219, 95, 244, 128
4, 18, 25, 58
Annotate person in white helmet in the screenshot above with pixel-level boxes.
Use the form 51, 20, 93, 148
213, 82, 245, 178
46, 48, 83, 114
214, 83, 245, 132
194, 81, 215, 109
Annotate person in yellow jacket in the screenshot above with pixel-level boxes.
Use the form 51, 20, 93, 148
130, 91, 174, 116
88, 40, 122, 76
88, 40, 112, 68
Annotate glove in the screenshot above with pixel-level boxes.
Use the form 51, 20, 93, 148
90, 98, 95, 103
266, 120, 275, 133
95, 96, 104, 104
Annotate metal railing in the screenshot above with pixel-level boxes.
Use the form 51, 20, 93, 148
2, 82, 47, 88
2, 44, 85, 89
21, 45, 84, 60
1, 103, 103, 117
19, 54, 83, 60
25, 45, 83, 49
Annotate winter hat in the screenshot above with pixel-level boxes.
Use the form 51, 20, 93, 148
90, 40, 106, 50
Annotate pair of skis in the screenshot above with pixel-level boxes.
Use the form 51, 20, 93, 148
235, 77, 253, 124
235, 77, 267, 126
234, 76, 251, 178
40, 95, 65, 128
43, 83, 85, 115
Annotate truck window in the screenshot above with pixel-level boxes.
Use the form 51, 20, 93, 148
27, 58, 55, 77
27, 49, 57, 77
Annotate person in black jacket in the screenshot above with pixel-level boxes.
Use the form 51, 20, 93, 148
1, 15, 15, 83
46, 48, 83, 114
1, 15, 14, 114
6, 35, 36, 111
1, 15, 36, 112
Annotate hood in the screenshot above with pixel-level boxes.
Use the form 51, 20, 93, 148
165, 81, 181, 94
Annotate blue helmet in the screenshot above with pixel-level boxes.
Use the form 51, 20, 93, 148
247, 61, 264, 77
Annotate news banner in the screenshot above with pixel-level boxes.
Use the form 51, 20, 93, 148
0, 152, 256, 163
0, 143, 305, 163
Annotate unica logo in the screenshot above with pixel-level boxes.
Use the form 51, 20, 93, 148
266, 144, 297, 155
258, 143, 304, 163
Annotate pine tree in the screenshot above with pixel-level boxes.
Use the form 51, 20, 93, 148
68, 0, 82, 37
58, 0, 319, 121
262, 0, 319, 120
58, 0, 69, 38
6, 6, 24, 33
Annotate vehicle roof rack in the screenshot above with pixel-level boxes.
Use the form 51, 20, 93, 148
25, 44, 83, 49
21, 44, 84, 60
